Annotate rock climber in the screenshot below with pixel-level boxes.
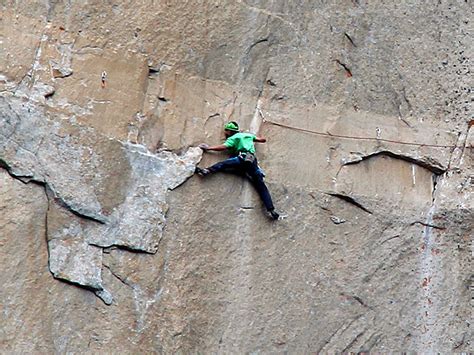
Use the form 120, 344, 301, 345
196, 121, 280, 220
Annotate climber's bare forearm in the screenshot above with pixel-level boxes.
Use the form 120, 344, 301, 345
199, 143, 227, 152
208, 144, 227, 151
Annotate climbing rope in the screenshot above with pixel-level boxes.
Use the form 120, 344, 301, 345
261, 117, 472, 149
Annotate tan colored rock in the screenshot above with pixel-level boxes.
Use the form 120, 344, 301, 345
0, 0, 471, 353
0, 10, 46, 91
334, 154, 434, 210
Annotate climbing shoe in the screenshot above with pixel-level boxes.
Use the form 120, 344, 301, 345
195, 167, 210, 176
268, 209, 280, 220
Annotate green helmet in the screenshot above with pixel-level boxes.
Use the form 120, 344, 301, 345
224, 121, 239, 132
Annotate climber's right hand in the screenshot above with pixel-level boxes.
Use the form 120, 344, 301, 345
199, 143, 209, 150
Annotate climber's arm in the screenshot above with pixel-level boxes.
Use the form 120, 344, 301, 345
254, 136, 266, 143
199, 143, 228, 151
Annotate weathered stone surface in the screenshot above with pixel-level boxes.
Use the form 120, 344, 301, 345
48, 238, 103, 289
0, 169, 159, 353
86, 143, 202, 252
46, 198, 107, 298
0, 0, 472, 353
334, 154, 435, 210
0, 94, 202, 301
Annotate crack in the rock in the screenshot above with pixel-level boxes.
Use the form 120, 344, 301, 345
1, 163, 112, 302
380, 235, 401, 244
391, 80, 413, 127
55, 196, 107, 224
362, 333, 382, 352
377, 221, 393, 239
341, 329, 366, 353
98, 243, 156, 255
352, 295, 370, 309
344, 32, 356, 47
0, 157, 39, 182
448, 122, 473, 170
14, 24, 49, 94
343, 151, 446, 175
340, 292, 372, 309
431, 174, 441, 202
148, 67, 160, 75
401, 86, 413, 113
335, 59, 353, 77
362, 262, 387, 284
410, 221, 446, 230
452, 332, 466, 350
0, 158, 106, 224
248, 66, 270, 129
317, 314, 364, 353
236, 0, 325, 108
52, 271, 102, 292
241, 35, 271, 79
204, 113, 221, 126
1, 140, 197, 303
247, 37, 269, 54
103, 263, 135, 290
44, 90, 55, 99
326, 193, 373, 214
44, 183, 51, 264
446, 133, 461, 169
168, 173, 197, 192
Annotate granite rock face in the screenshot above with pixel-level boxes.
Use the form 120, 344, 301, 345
1, 95, 202, 303
1, 1, 472, 353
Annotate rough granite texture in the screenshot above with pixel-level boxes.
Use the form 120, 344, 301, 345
0, 1, 472, 353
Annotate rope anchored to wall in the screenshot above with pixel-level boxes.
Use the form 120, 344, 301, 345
261, 116, 472, 150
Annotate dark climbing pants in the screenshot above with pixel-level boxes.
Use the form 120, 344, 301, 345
208, 156, 275, 211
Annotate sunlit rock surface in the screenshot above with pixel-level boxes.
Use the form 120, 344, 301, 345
0, 1, 471, 353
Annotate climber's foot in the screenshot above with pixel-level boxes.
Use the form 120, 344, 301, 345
268, 209, 280, 220
195, 167, 211, 176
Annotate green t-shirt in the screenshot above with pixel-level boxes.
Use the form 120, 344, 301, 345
224, 132, 256, 154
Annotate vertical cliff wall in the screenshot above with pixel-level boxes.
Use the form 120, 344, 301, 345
1, 1, 472, 353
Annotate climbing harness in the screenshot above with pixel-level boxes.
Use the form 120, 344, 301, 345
239, 151, 256, 164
